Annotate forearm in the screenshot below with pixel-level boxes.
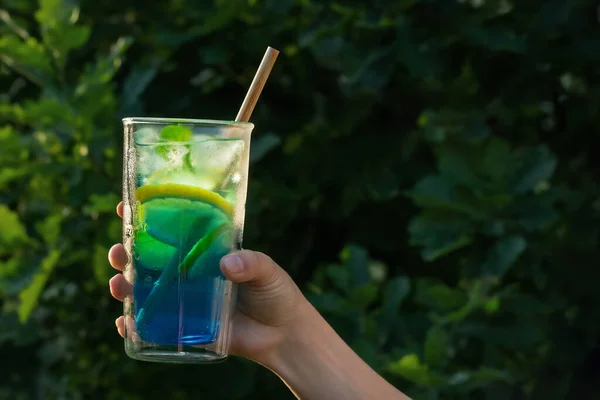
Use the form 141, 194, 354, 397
260, 301, 410, 400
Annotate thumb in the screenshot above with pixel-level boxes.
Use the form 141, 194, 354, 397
220, 250, 280, 287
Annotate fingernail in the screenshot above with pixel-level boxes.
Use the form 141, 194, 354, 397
223, 255, 244, 273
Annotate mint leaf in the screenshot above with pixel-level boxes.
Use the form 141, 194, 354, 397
156, 125, 194, 168
159, 125, 193, 142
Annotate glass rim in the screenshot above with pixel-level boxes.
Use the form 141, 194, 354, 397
122, 117, 254, 129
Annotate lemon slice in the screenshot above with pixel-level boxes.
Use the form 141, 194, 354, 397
137, 183, 232, 215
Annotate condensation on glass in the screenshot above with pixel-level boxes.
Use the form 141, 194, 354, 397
122, 117, 253, 363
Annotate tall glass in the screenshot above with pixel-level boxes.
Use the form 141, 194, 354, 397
121, 117, 253, 363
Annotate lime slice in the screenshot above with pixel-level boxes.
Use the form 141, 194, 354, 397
133, 183, 234, 333
180, 223, 232, 278
133, 231, 176, 271
136, 183, 232, 247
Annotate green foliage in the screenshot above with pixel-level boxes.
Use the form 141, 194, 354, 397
1, 0, 599, 399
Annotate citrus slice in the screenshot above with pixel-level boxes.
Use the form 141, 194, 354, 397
136, 183, 232, 247
133, 231, 176, 271
136, 183, 232, 215
133, 183, 234, 336
181, 223, 232, 278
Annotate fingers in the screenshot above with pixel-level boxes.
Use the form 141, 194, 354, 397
109, 274, 132, 302
115, 316, 140, 342
108, 244, 128, 271
220, 250, 280, 287
114, 202, 128, 340
116, 316, 125, 338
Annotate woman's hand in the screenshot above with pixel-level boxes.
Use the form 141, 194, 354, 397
109, 201, 409, 399
109, 202, 309, 363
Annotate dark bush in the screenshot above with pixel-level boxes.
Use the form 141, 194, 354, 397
1, 0, 599, 398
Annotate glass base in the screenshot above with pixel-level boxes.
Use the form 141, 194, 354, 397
125, 340, 228, 364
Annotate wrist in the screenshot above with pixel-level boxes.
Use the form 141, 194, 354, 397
256, 300, 410, 400
256, 297, 318, 369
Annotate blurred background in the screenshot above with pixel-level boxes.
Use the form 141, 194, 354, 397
1, 0, 599, 399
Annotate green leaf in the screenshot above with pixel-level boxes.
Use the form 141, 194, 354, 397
466, 27, 526, 53
18, 250, 61, 322
84, 193, 121, 215
408, 214, 473, 261
352, 339, 385, 369
0, 125, 28, 164
74, 36, 132, 118
0, 256, 22, 279
324, 265, 351, 293
308, 292, 346, 314
414, 279, 468, 311
340, 244, 370, 286
408, 175, 456, 208
351, 283, 378, 309
92, 245, 111, 283
481, 220, 505, 237
482, 296, 501, 314
0, 35, 53, 84
35, 0, 91, 65
501, 293, 550, 316
396, 21, 437, 78
511, 146, 557, 195
388, 354, 446, 386
538, 0, 572, 31
478, 322, 547, 349
419, 110, 490, 144
481, 137, 512, 181
0, 168, 29, 187
21, 98, 74, 128
250, 133, 281, 163
35, 213, 62, 245
0, 205, 28, 255
388, 353, 429, 384
309, 36, 358, 71
465, 367, 513, 388
382, 276, 410, 318
368, 261, 387, 283
512, 197, 559, 232
122, 58, 163, 111
1, 0, 36, 13
407, 175, 483, 217
437, 147, 481, 188
447, 367, 513, 390
481, 236, 527, 279
424, 325, 449, 367
0, 312, 39, 346
341, 48, 395, 93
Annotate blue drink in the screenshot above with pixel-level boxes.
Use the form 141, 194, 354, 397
122, 118, 253, 363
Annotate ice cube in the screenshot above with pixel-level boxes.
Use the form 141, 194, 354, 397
189, 139, 244, 174
145, 168, 216, 190
137, 145, 169, 180
134, 127, 160, 145
165, 144, 190, 167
